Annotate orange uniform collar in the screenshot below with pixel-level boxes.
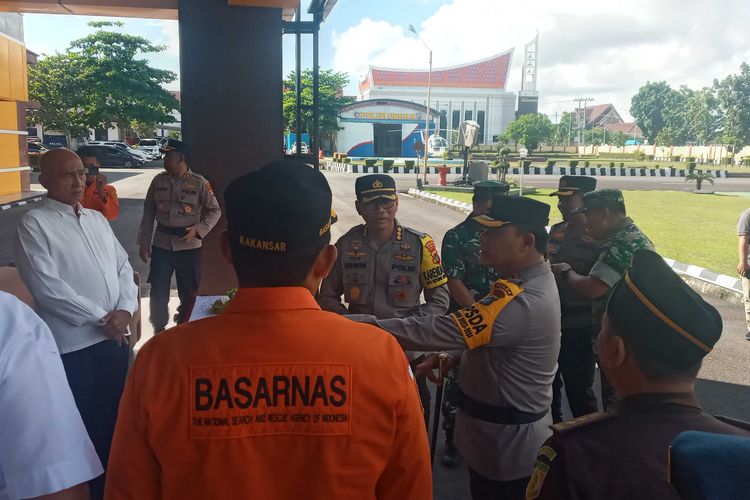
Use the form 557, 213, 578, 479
225, 287, 321, 313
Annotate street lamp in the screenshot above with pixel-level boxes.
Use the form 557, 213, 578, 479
408, 24, 432, 185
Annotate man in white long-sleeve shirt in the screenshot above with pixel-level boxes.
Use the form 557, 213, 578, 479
15, 148, 138, 500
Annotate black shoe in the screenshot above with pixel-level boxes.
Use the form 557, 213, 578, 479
746, 331, 750, 341
440, 443, 461, 468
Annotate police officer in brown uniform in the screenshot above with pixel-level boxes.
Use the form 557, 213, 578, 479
526, 249, 750, 500
318, 174, 450, 425
138, 139, 221, 331
547, 176, 600, 422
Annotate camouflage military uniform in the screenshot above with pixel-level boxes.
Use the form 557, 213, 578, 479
589, 217, 654, 326
589, 216, 653, 409
440, 215, 499, 434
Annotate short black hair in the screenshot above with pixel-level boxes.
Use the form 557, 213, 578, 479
76, 146, 99, 163
230, 233, 331, 287
515, 225, 548, 253
625, 336, 702, 381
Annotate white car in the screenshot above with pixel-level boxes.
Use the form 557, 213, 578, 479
88, 141, 151, 161
137, 139, 163, 159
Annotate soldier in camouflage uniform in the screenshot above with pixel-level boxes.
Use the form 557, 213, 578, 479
138, 139, 222, 332
547, 176, 600, 423
551, 189, 654, 410
439, 180, 508, 467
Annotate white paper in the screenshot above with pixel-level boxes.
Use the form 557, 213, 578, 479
188, 295, 229, 322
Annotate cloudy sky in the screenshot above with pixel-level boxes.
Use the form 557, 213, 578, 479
22, 0, 750, 122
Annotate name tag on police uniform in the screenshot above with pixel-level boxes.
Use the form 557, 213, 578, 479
190, 363, 352, 439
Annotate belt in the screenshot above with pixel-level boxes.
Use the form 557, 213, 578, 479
157, 224, 188, 236
458, 389, 548, 425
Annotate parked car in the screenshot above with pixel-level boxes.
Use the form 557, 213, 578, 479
80, 144, 147, 168
137, 138, 162, 159
88, 141, 151, 161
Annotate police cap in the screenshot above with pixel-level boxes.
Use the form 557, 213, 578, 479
225, 161, 336, 259
473, 196, 550, 229
549, 175, 597, 197
606, 249, 722, 369
473, 180, 510, 195
159, 138, 190, 156
355, 174, 397, 203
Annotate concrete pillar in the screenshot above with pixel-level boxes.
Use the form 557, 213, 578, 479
179, 0, 283, 293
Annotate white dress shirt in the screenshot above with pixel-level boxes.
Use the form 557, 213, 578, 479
15, 198, 139, 354
0, 291, 103, 500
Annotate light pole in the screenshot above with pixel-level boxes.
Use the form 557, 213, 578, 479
408, 24, 432, 185
518, 146, 528, 196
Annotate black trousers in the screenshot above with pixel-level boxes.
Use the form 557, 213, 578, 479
551, 325, 599, 422
148, 246, 202, 330
61, 340, 130, 500
468, 468, 530, 500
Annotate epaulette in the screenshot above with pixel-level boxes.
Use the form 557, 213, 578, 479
716, 415, 750, 432
551, 411, 612, 435
403, 226, 428, 239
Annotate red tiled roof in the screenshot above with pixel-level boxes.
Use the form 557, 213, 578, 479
606, 122, 643, 136
361, 50, 513, 92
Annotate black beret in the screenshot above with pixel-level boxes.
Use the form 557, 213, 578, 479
473, 195, 550, 229
606, 249, 722, 368
225, 161, 335, 259
355, 174, 397, 202
549, 175, 597, 197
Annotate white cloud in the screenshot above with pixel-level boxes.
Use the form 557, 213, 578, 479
331, 0, 750, 121
149, 20, 180, 57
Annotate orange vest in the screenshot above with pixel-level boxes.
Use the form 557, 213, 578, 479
105, 287, 432, 500
82, 182, 119, 221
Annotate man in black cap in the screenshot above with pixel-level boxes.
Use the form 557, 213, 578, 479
526, 249, 750, 500
551, 188, 654, 409
107, 161, 433, 499
439, 179, 509, 467
137, 139, 221, 331
547, 176, 600, 422
351, 195, 561, 500
318, 173, 450, 426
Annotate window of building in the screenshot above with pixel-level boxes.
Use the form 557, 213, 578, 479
465, 110, 473, 121
477, 110, 485, 143
452, 110, 460, 130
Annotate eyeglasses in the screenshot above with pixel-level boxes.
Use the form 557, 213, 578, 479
361, 199, 396, 211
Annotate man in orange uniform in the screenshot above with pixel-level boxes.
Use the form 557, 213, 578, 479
105, 161, 432, 500
77, 147, 119, 221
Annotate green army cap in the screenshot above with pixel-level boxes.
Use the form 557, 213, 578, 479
473, 180, 510, 195
572, 189, 625, 213
606, 249, 722, 369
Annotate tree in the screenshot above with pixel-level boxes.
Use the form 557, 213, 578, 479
715, 63, 750, 153
29, 21, 179, 137
283, 69, 355, 151
630, 81, 675, 143
501, 113, 553, 154
686, 87, 720, 145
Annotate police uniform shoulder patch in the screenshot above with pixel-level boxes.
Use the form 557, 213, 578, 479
419, 233, 448, 290
550, 411, 611, 434
449, 279, 524, 349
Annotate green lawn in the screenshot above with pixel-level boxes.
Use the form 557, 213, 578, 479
426, 188, 750, 276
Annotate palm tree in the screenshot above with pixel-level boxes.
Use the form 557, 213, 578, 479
685, 171, 715, 191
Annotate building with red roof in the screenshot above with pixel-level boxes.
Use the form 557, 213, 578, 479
358, 49, 517, 145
